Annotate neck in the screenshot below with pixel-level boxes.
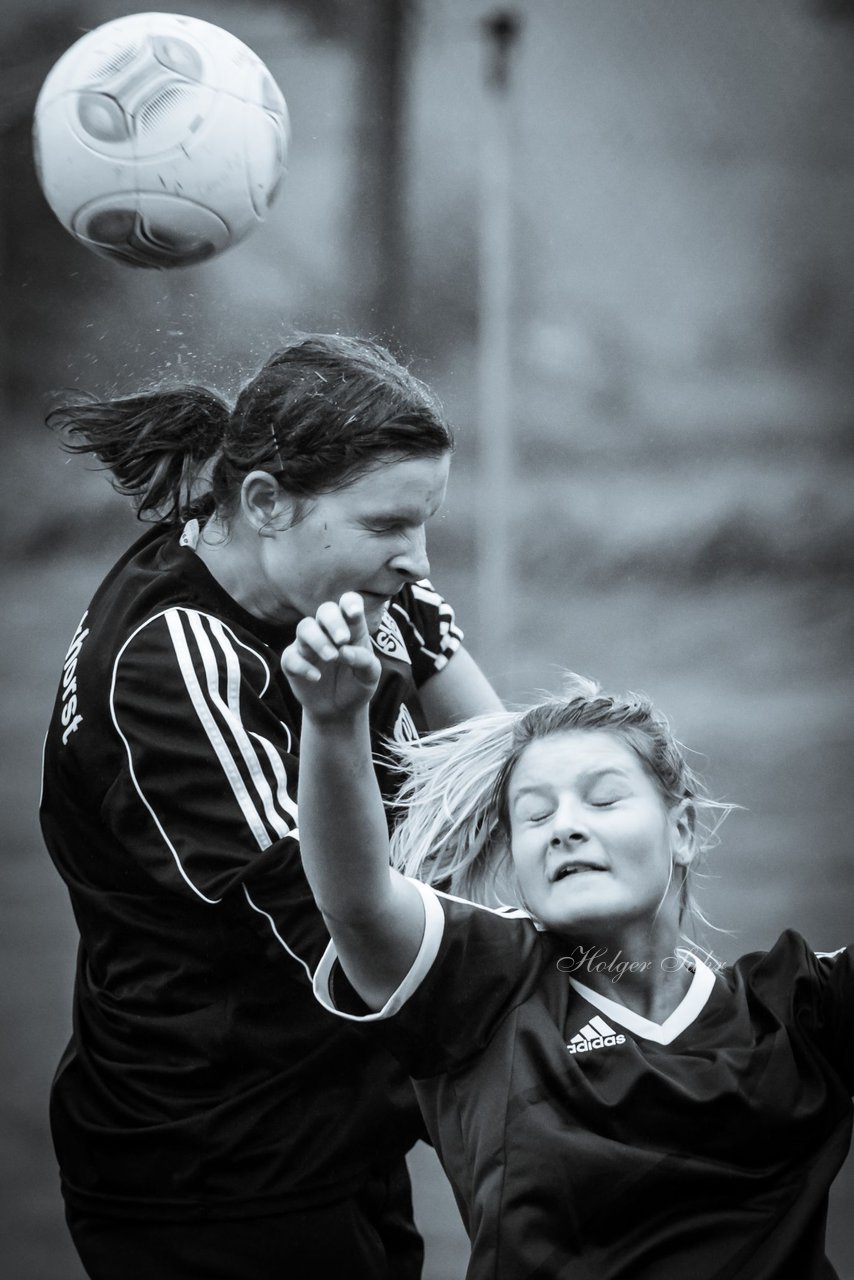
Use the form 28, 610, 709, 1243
195, 515, 294, 625
560, 922, 694, 1022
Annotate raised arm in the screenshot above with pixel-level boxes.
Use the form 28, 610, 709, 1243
282, 593, 426, 1010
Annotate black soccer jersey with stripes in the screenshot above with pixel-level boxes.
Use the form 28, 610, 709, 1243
40, 522, 463, 1219
315, 884, 854, 1280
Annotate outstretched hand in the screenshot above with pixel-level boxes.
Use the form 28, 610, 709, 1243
281, 592, 381, 723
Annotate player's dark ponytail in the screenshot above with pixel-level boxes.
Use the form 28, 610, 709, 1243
48, 333, 453, 529
47, 386, 229, 523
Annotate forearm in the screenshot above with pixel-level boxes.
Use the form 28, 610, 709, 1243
298, 708, 426, 1009
297, 709, 391, 920
283, 594, 426, 1007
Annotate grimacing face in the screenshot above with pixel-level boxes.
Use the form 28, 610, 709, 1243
258, 452, 451, 630
506, 729, 693, 939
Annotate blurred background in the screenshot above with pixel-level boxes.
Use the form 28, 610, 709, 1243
2, 0, 853, 1276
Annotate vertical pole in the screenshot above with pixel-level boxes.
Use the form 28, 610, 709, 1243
350, 0, 409, 344
476, 11, 520, 689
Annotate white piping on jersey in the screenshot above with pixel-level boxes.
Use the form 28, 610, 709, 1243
568, 956, 716, 1046
207, 613, 273, 698
183, 611, 296, 842
313, 879, 445, 1021
242, 885, 314, 982
434, 886, 531, 918
110, 614, 221, 904
38, 727, 49, 808
390, 582, 462, 672
388, 606, 454, 672
109, 607, 297, 902
249, 731, 299, 829
173, 610, 291, 850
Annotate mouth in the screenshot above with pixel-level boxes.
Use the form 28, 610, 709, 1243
551, 861, 607, 883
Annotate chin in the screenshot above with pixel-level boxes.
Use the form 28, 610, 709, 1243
542, 903, 615, 937
364, 600, 390, 630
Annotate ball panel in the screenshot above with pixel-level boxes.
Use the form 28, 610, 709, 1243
88, 41, 142, 85
76, 91, 132, 144
245, 109, 288, 217
73, 193, 229, 269
150, 36, 204, 81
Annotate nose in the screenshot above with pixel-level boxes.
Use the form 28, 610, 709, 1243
389, 525, 431, 583
549, 800, 589, 847
550, 829, 588, 848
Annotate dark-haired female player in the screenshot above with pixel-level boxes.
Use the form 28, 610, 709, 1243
283, 591, 853, 1280
39, 334, 501, 1280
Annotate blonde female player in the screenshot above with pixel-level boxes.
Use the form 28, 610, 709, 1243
283, 591, 853, 1280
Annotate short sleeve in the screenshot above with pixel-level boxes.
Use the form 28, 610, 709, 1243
748, 931, 854, 1095
387, 580, 463, 686
811, 944, 854, 1091
106, 606, 332, 974
314, 884, 550, 1077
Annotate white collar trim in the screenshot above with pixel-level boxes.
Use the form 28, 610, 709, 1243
568, 953, 716, 1045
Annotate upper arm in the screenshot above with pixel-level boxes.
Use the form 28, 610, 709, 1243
314, 891, 546, 1078
417, 645, 503, 730
108, 608, 301, 899
330, 869, 428, 1012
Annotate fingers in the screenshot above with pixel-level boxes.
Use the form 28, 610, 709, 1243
282, 595, 372, 683
281, 644, 324, 683
297, 614, 341, 662
315, 594, 372, 654
315, 599, 353, 648
336, 643, 378, 673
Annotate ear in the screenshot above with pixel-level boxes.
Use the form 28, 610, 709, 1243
240, 470, 294, 536
670, 799, 697, 869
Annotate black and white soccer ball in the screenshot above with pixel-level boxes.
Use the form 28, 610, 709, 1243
33, 12, 289, 269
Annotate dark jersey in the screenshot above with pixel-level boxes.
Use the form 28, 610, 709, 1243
39, 523, 463, 1220
315, 885, 854, 1279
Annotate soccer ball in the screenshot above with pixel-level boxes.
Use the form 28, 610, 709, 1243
32, 12, 289, 269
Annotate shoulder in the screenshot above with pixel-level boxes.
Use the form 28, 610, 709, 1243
733, 929, 852, 985
109, 608, 296, 753
117, 606, 273, 687
315, 883, 550, 1075
408, 887, 551, 1011
385, 580, 463, 677
732, 929, 853, 1039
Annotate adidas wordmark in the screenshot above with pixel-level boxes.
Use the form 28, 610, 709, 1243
567, 1015, 626, 1055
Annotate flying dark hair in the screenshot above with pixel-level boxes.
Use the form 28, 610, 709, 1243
47, 334, 454, 523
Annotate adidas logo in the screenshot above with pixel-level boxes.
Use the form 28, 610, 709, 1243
567, 1015, 626, 1055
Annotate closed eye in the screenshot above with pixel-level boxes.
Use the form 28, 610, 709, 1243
366, 520, 418, 537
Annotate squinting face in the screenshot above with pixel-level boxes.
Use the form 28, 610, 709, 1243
262, 452, 451, 630
507, 730, 690, 939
